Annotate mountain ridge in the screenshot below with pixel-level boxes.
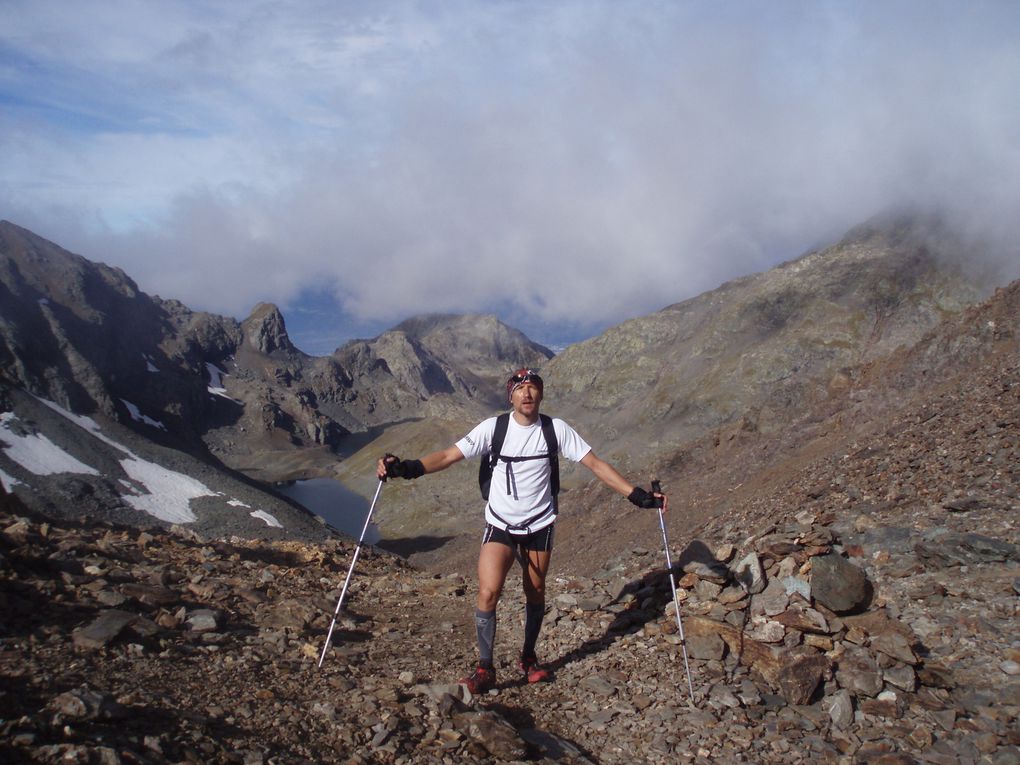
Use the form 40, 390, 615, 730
0, 220, 551, 486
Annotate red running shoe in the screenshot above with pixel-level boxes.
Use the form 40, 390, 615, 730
518, 653, 552, 683
459, 664, 496, 694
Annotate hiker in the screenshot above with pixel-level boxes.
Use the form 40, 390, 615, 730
376, 368, 667, 693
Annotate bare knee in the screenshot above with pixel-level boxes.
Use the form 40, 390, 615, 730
477, 585, 502, 611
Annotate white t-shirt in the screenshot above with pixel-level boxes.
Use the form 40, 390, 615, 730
456, 413, 592, 534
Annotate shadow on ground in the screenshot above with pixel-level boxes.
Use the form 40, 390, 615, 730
547, 539, 723, 673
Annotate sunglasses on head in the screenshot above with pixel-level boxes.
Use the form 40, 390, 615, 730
510, 371, 543, 385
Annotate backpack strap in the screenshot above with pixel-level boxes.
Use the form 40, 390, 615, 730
478, 412, 511, 500
489, 412, 511, 473
539, 413, 560, 500
479, 412, 561, 509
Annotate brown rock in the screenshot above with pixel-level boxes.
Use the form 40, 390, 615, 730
917, 663, 956, 689
121, 583, 179, 607
776, 653, 831, 705
774, 604, 829, 634
685, 615, 782, 685
859, 695, 902, 718
72, 609, 137, 649
453, 710, 528, 760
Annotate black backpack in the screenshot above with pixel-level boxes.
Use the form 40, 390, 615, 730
478, 412, 560, 502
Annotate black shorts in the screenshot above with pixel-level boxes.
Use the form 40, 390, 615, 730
482, 523, 555, 553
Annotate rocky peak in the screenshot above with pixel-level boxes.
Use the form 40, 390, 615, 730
241, 302, 295, 356
393, 313, 553, 371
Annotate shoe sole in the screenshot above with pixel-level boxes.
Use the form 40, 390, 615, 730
520, 666, 552, 683
458, 674, 496, 693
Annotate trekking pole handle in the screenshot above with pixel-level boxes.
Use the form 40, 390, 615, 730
651, 480, 664, 508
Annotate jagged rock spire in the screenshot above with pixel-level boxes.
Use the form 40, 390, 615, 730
242, 302, 295, 355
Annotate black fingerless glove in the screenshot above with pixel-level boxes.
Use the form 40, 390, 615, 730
384, 454, 425, 480
628, 486, 662, 509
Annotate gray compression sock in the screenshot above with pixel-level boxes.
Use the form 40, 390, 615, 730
475, 608, 496, 668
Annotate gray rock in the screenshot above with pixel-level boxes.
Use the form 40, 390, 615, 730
519, 727, 597, 764
810, 554, 870, 613
694, 579, 723, 600
72, 609, 137, 649
883, 664, 917, 692
580, 675, 618, 696
453, 709, 528, 760
51, 686, 127, 721
185, 609, 219, 632
836, 647, 884, 697
732, 553, 766, 594
687, 632, 727, 661
871, 632, 918, 665
753, 577, 791, 617
825, 688, 854, 729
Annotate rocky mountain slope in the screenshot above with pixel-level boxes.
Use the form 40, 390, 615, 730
0, 381, 335, 542
546, 214, 992, 465
0, 220, 550, 487
342, 215, 1002, 565
1, 280, 1016, 764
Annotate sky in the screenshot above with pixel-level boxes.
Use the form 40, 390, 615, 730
2, 1, 1019, 355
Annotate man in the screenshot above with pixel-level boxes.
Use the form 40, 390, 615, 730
377, 368, 667, 694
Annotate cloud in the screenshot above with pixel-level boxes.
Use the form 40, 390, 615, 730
2, 1, 1019, 349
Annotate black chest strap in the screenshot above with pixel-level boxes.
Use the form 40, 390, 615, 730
479, 412, 560, 502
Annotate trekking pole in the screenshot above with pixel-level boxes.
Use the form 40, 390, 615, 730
653, 480, 697, 704
318, 478, 384, 668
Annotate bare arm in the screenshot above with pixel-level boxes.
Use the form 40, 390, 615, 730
580, 451, 668, 511
376, 445, 465, 480
419, 445, 466, 474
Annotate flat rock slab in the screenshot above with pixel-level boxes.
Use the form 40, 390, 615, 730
72, 609, 137, 649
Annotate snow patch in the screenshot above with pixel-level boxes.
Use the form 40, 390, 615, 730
117, 456, 202, 523
0, 412, 100, 476
205, 362, 238, 401
0, 467, 22, 492
121, 400, 167, 430
230, 498, 283, 528
250, 510, 282, 528
32, 397, 285, 529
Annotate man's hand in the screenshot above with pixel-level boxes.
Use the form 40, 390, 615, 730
377, 454, 425, 481
628, 485, 668, 511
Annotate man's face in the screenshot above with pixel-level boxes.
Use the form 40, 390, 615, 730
511, 380, 543, 417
